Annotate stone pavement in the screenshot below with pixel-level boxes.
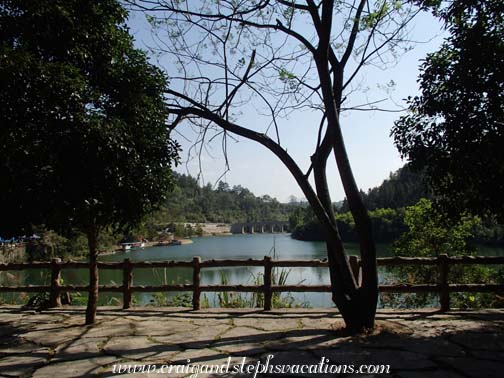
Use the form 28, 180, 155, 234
0, 306, 503, 378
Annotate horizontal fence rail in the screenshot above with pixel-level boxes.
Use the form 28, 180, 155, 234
0, 255, 503, 310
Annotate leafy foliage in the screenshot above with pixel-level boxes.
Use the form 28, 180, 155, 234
0, 0, 180, 236
292, 205, 407, 243
24, 227, 119, 261
392, 0, 504, 221
150, 292, 193, 307
383, 199, 504, 309
393, 199, 478, 256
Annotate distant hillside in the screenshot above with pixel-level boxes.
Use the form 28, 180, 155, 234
153, 173, 301, 224
293, 164, 429, 242
340, 164, 430, 211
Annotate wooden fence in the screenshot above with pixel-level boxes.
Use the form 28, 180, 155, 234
0, 254, 503, 311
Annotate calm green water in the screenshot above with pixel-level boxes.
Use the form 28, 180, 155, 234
100, 234, 392, 308
1, 234, 503, 307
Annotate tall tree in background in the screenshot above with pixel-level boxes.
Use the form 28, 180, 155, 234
392, 0, 504, 221
128, 0, 421, 331
0, 0, 180, 324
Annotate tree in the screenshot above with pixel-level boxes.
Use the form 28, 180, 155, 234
394, 198, 477, 258
128, 0, 421, 330
0, 0, 180, 323
392, 0, 504, 221
387, 198, 503, 309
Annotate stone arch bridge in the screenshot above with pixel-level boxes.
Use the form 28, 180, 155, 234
230, 221, 290, 234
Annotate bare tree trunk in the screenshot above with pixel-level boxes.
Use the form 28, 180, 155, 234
331, 127, 378, 328
85, 225, 99, 325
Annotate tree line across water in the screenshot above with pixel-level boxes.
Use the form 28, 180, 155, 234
290, 165, 504, 246
19, 164, 504, 264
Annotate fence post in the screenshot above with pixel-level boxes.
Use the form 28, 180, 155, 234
349, 255, 360, 285
123, 258, 133, 309
192, 256, 201, 310
438, 254, 450, 311
49, 258, 62, 307
264, 256, 273, 311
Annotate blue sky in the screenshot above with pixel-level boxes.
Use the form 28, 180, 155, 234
127, 6, 446, 203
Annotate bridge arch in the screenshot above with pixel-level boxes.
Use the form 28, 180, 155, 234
230, 221, 289, 234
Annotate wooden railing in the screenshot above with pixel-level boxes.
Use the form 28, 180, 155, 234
0, 254, 503, 311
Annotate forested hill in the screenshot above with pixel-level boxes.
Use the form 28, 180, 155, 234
154, 173, 302, 224
292, 165, 503, 245
164, 165, 425, 225
340, 164, 429, 211
291, 165, 433, 242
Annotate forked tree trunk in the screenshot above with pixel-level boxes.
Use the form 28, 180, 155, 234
311, 144, 364, 330
85, 225, 99, 325
315, 200, 375, 331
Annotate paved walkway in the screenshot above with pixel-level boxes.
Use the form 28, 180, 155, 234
0, 306, 503, 377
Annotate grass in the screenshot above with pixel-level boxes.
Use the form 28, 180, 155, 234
216, 240, 310, 309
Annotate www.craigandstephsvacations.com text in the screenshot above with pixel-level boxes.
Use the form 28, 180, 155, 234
111, 355, 391, 377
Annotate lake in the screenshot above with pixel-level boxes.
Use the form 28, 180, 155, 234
97, 233, 395, 308
1, 234, 503, 308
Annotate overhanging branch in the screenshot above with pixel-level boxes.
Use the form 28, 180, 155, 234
170, 105, 338, 234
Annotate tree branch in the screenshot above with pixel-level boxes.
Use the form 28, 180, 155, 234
277, 0, 310, 11
340, 0, 367, 67
170, 105, 337, 233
